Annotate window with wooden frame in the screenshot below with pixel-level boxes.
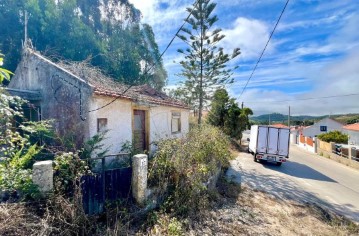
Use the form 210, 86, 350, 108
97, 118, 108, 132
171, 112, 181, 133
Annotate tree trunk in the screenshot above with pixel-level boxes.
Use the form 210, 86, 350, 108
198, 1, 204, 125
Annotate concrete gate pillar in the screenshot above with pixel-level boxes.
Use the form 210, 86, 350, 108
32, 160, 53, 195
132, 154, 148, 206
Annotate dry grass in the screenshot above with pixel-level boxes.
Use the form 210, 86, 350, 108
0, 202, 45, 235
1, 178, 358, 235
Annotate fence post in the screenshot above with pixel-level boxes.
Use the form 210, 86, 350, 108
349, 146, 356, 160
330, 142, 335, 154
32, 160, 53, 195
132, 154, 148, 206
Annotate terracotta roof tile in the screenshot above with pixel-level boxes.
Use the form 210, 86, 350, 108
35, 52, 190, 109
270, 123, 289, 128
343, 123, 359, 132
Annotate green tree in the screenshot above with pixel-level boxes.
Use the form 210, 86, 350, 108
317, 131, 348, 144
207, 88, 230, 127
177, 0, 240, 124
208, 88, 247, 139
0, 54, 13, 83
0, 0, 167, 89
241, 107, 253, 130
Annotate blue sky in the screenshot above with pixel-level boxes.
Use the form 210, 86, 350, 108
128, 0, 359, 116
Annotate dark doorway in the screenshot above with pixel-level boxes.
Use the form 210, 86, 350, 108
133, 110, 147, 153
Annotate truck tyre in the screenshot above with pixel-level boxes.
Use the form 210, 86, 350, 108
276, 162, 282, 166
254, 154, 257, 162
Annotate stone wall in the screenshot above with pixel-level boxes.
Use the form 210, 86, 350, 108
316, 140, 359, 170
9, 49, 92, 147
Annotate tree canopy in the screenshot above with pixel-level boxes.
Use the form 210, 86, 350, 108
0, 0, 167, 90
177, 0, 240, 124
207, 88, 251, 140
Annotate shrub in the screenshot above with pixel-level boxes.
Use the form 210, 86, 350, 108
148, 124, 231, 216
0, 89, 42, 199
317, 131, 348, 144
53, 152, 91, 195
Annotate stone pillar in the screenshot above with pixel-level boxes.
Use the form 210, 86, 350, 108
132, 154, 148, 206
314, 137, 317, 153
32, 160, 53, 194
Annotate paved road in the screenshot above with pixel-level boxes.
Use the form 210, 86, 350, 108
228, 136, 359, 222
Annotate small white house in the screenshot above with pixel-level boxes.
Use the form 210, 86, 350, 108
8, 48, 190, 154
343, 123, 359, 145
302, 117, 343, 138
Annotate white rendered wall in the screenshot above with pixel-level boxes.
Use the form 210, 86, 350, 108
89, 96, 133, 154
302, 118, 343, 138
149, 106, 189, 144
88, 95, 190, 155
346, 130, 359, 145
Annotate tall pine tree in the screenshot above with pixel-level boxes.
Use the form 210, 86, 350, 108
177, 0, 240, 124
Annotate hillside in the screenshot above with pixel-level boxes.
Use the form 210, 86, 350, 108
251, 113, 359, 125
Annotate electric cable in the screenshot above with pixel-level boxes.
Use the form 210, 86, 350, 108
88, 0, 200, 113
238, 0, 290, 99
243, 93, 359, 103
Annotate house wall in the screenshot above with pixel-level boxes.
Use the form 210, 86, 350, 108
302, 118, 343, 138
89, 95, 190, 154
345, 130, 359, 145
148, 105, 189, 150
8, 50, 92, 147
88, 96, 133, 154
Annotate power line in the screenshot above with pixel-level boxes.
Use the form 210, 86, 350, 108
88, 0, 200, 113
243, 93, 359, 103
237, 0, 290, 99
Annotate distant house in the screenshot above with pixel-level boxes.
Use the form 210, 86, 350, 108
270, 123, 288, 129
343, 123, 359, 145
7, 48, 189, 154
302, 117, 343, 138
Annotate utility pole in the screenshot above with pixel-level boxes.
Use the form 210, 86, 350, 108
241, 102, 244, 109
269, 114, 271, 125
24, 11, 28, 47
288, 106, 291, 128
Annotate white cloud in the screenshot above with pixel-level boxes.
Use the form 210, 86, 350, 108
221, 17, 272, 60
236, 48, 359, 116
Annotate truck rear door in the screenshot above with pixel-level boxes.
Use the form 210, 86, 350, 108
267, 128, 279, 155
257, 126, 268, 153
278, 128, 290, 156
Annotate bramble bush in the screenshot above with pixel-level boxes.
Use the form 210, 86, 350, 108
317, 131, 348, 144
148, 124, 232, 216
0, 88, 43, 199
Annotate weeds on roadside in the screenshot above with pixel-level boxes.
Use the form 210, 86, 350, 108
148, 125, 232, 217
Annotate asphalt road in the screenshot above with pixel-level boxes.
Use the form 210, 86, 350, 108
228, 134, 359, 222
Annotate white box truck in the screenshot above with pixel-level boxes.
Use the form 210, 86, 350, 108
248, 125, 290, 166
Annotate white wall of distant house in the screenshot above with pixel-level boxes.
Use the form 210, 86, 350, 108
345, 129, 359, 145
88, 95, 189, 155
302, 118, 343, 138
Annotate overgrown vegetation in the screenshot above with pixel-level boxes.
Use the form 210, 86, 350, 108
0, 53, 13, 83
317, 131, 349, 144
0, 87, 42, 199
148, 124, 232, 216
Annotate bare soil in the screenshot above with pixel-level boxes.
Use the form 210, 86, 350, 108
186, 181, 359, 236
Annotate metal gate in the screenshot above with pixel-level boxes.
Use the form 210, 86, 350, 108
81, 153, 132, 215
